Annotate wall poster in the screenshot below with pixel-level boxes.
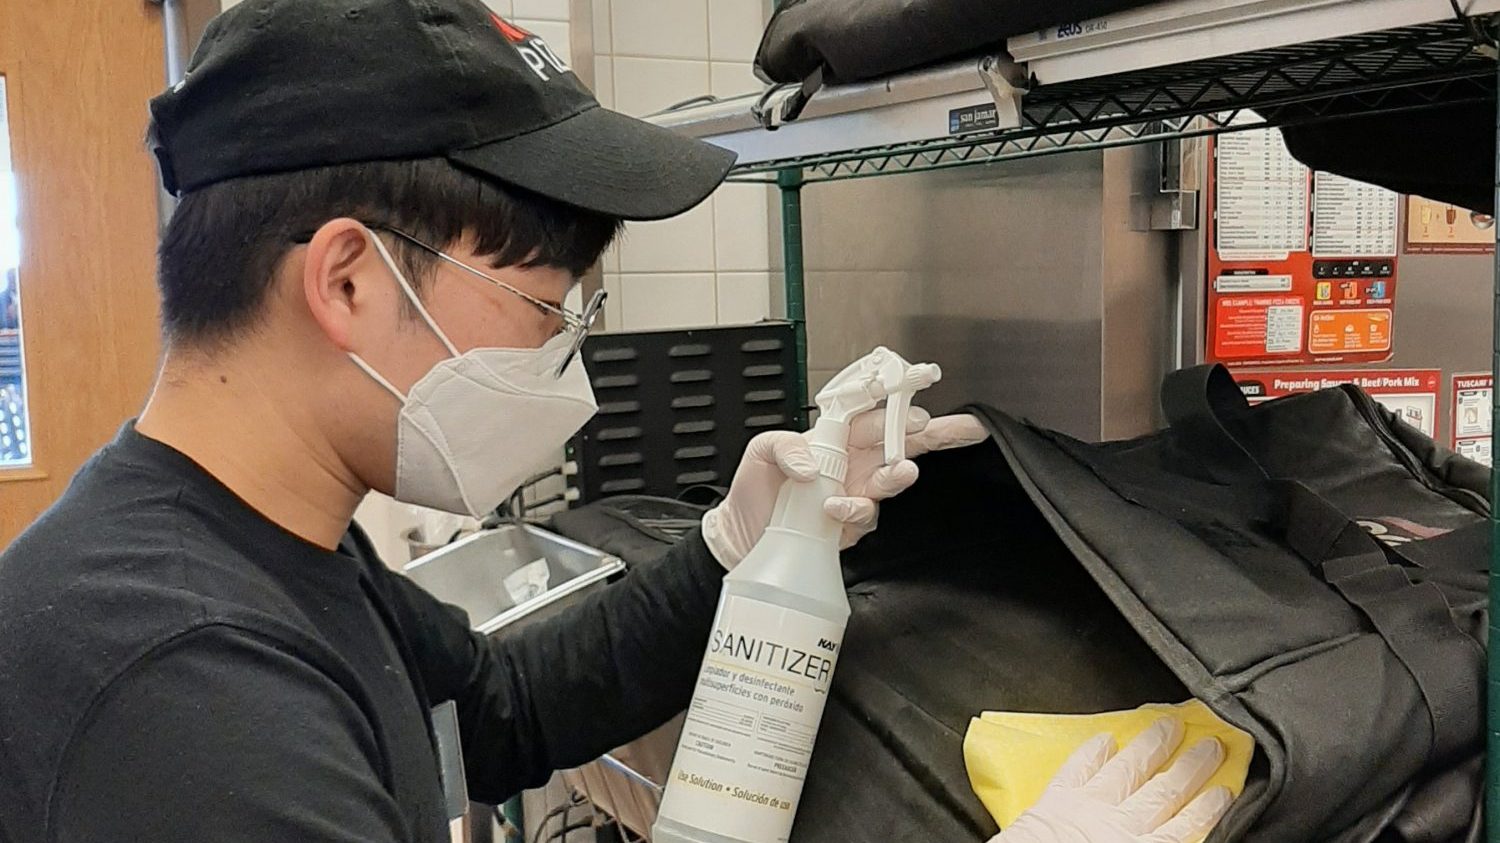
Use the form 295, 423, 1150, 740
1206, 129, 1401, 368
1404, 196, 1495, 255
1451, 372, 1492, 467
1234, 368, 1442, 438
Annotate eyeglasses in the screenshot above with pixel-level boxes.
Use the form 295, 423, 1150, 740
291, 225, 605, 377
373, 227, 605, 378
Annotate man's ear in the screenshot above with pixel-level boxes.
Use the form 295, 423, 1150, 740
301, 218, 378, 351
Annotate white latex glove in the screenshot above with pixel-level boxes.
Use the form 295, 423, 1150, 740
989, 718, 1234, 843
702, 408, 990, 569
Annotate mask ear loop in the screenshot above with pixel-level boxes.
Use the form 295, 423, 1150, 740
365, 227, 460, 357
348, 353, 408, 402
347, 227, 464, 402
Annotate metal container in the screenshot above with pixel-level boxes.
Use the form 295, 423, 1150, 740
562, 716, 681, 840
403, 524, 626, 636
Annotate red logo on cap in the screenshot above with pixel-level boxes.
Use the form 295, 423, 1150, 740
487, 11, 571, 80
490, 13, 532, 43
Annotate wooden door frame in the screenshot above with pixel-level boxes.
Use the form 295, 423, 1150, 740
0, 68, 46, 485
0, 3, 166, 543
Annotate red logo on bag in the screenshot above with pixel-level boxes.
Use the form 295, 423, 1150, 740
1357, 517, 1451, 545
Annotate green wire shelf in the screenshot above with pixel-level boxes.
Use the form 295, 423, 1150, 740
726, 9, 1500, 839
709, 11, 1500, 837
726, 18, 1496, 183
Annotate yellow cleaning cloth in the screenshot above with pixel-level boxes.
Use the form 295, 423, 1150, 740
963, 700, 1255, 828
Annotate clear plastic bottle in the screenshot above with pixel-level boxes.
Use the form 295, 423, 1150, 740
652, 347, 941, 843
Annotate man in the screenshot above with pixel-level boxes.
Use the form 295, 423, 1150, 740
0, 2, 1238, 841
0, 1, 988, 840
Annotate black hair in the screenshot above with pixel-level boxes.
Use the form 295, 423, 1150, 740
156, 157, 622, 345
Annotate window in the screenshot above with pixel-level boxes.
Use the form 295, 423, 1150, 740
0, 76, 32, 468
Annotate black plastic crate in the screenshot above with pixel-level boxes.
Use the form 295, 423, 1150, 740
571, 322, 799, 504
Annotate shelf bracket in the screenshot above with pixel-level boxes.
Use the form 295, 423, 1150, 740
979, 53, 1029, 130
1131, 133, 1203, 232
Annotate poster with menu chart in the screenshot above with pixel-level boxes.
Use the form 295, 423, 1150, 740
1206, 129, 1401, 368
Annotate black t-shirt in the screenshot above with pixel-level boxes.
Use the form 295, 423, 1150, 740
0, 424, 725, 842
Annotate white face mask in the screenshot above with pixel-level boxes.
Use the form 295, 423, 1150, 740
349, 229, 598, 518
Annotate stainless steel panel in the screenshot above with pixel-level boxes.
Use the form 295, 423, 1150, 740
802, 155, 1106, 439
1101, 147, 1177, 439
1129, 137, 1201, 232
1175, 171, 1211, 371
798, 148, 1178, 441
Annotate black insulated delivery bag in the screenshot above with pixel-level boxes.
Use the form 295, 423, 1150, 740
754, 0, 1163, 85
819, 363, 1489, 841
952, 364, 1484, 841
551, 365, 1489, 842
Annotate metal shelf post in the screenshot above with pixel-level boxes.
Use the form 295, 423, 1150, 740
779, 167, 809, 428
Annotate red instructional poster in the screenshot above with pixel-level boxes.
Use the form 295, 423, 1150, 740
1451, 373, 1492, 467
1234, 368, 1441, 438
1206, 130, 1401, 368
1404, 196, 1495, 255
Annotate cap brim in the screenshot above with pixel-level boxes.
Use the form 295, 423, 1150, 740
447, 105, 738, 221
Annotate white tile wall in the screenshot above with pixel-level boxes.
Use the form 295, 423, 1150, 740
612, 0, 709, 60
513, 0, 569, 21
518, 20, 572, 65
603, 273, 623, 328
612, 56, 711, 117
708, 0, 766, 62
591, 55, 615, 108
588, 0, 777, 334
713, 183, 771, 271
618, 273, 718, 329
592, 0, 612, 53
768, 271, 787, 318
617, 199, 715, 272
709, 62, 761, 99
716, 272, 772, 324
479, 0, 513, 16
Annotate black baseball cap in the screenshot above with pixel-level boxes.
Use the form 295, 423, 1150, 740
149, 0, 737, 221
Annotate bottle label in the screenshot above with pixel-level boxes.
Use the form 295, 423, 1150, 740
657, 595, 844, 843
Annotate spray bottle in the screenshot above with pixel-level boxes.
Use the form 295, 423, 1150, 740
652, 347, 942, 843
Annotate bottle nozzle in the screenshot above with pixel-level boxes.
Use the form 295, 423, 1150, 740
902, 364, 942, 394
812, 347, 941, 465
882, 362, 941, 464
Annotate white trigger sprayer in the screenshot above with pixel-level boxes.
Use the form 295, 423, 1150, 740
653, 348, 941, 843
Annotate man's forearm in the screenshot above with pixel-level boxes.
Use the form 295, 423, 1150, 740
460, 529, 725, 802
